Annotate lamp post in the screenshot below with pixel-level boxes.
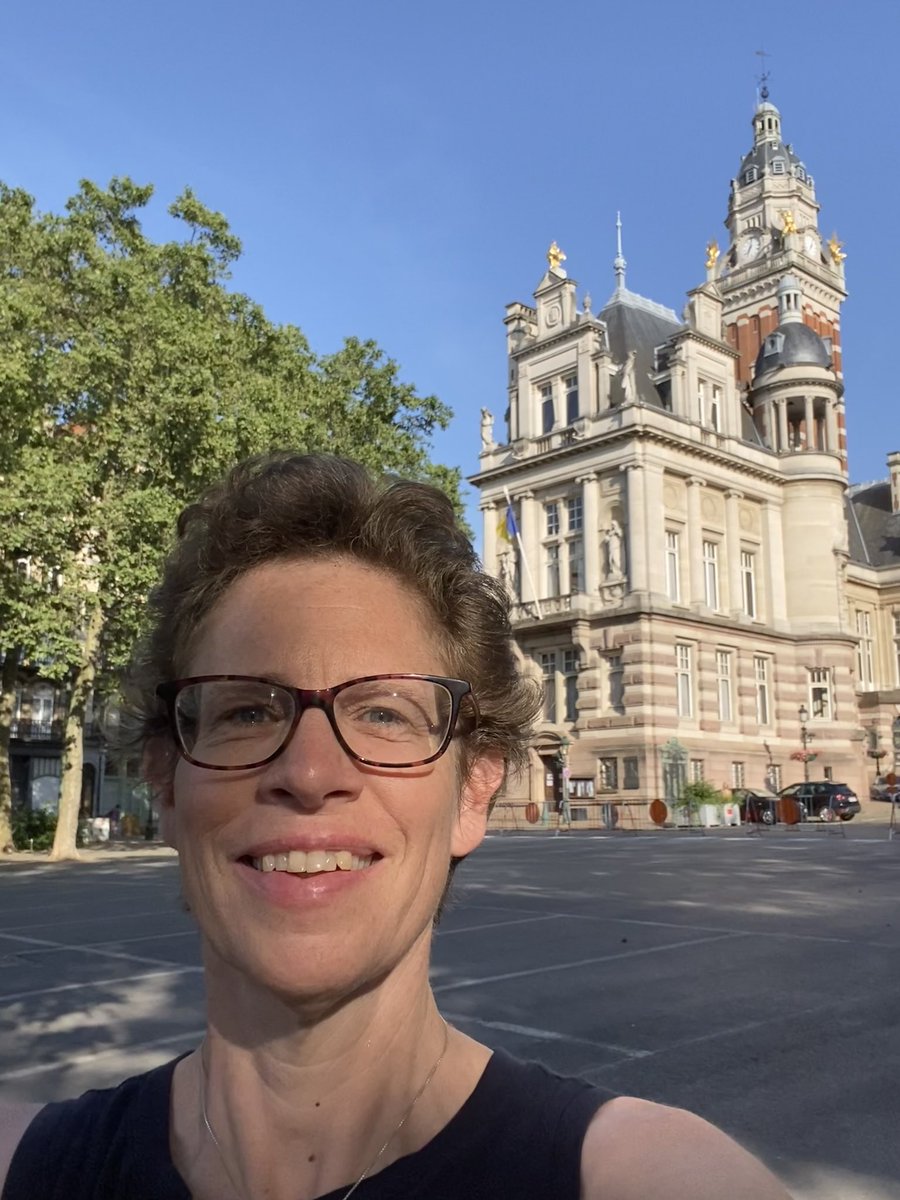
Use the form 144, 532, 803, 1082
798, 704, 812, 782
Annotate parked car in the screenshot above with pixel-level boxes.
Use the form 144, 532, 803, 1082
778, 781, 861, 822
870, 779, 900, 803
733, 788, 779, 825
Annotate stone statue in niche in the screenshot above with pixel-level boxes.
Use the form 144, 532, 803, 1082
480, 407, 495, 451
497, 549, 514, 596
614, 350, 638, 404
602, 519, 625, 579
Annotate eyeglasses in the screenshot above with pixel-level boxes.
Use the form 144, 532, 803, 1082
156, 674, 478, 771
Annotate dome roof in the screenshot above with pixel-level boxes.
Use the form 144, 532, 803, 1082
754, 322, 831, 378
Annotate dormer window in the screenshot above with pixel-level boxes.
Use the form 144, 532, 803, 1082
764, 332, 785, 356
795, 167, 806, 182
772, 159, 785, 175
743, 166, 759, 184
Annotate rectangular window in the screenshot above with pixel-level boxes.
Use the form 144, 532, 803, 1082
665, 531, 681, 602
689, 759, 704, 783
809, 667, 832, 720
599, 757, 618, 791
565, 375, 579, 425
703, 540, 719, 610
568, 539, 584, 594
623, 757, 639, 789
741, 551, 757, 618
545, 502, 560, 537
769, 763, 782, 792
894, 612, 900, 686
754, 656, 771, 726
856, 610, 874, 689
566, 496, 583, 532
563, 649, 579, 723
716, 650, 733, 723
607, 653, 625, 713
676, 644, 693, 718
731, 761, 745, 788
540, 382, 554, 434
539, 652, 557, 723
545, 544, 560, 597
710, 385, 721, 432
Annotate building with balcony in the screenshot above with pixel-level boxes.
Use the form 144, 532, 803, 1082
472, 90, 899, 820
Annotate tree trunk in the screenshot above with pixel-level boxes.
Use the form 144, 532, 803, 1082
50, 603, 103, 861
0, 648, 20, 852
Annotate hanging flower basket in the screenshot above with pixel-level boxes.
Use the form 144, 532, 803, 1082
790, 749, 817, 763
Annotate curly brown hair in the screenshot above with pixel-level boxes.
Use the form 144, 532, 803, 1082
127, 452, 538, 790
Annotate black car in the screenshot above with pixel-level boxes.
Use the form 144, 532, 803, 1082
733, 788, 779, 825
778, 781, 861, 822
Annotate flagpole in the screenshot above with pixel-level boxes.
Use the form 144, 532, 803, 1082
503, 486, 543, 619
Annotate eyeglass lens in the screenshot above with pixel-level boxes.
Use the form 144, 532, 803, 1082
172, 678, 455, 768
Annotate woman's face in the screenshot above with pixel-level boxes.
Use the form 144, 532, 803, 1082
158, 557, 501, 1006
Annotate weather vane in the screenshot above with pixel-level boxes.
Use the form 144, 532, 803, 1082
755, 49, 770, 101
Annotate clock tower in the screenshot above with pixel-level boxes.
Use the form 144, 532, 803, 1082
716, 86, 847, 390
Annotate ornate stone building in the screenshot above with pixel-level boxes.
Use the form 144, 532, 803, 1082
472, 91, 900, 821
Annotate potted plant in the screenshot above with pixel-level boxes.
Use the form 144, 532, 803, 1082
679, 780, 726, 827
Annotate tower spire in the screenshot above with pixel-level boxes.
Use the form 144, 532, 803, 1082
755, 49, 770, 104
613, 212, 627, 292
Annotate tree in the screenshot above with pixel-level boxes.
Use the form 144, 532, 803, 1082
0, 178, 459, 856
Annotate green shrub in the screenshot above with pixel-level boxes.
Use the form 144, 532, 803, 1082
680, 780, 724, 813
10, 807, 58, 851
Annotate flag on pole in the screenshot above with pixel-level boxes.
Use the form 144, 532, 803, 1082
497, 503, 518, 543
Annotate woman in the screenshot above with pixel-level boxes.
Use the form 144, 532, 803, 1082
0, 453, 791, 1198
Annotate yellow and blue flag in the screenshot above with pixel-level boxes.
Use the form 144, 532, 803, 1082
497, 504, 518, 543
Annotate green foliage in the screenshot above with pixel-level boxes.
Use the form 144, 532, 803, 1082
0, 174, 462, 855
680, 780, 725, 811
10, 806, 57, 852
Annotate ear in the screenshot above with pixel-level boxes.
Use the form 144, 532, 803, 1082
452, 752, 506, 858
142, 737, 178, 850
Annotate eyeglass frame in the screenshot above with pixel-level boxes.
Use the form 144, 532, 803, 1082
155, 673, 479, 771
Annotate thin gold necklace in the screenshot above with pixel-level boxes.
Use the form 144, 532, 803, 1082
200, 1020, 450, 1200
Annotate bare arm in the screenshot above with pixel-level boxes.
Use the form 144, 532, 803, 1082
582, 1096, 792, 1200
0, 1101, 43, 1191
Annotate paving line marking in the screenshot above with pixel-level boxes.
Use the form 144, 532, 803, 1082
432, 931, 743, 994
0, 965, 203, 1005
0, 1026, 206, 1082
439, 914, 561, 937
0, 908, 175, 935
0, 931, 189, 970
443, 1013, 651, 1058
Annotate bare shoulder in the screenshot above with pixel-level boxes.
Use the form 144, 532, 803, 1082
0, 1100, 44, 1189
581, 1095, 793, 1200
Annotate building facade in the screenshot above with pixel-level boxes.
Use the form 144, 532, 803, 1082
472, 92, 900, 821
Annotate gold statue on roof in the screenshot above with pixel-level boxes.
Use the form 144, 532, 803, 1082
547, 241, 567, 270
705, 239, 719, 269
827, 233, 847, 265
781, 210, 797, 235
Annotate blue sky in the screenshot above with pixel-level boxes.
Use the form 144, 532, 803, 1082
2, 0, 896, 531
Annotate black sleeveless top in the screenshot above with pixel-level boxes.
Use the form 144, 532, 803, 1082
4, 1050, 608, 1198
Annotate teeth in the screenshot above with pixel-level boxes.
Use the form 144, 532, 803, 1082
252, 852, 374, 875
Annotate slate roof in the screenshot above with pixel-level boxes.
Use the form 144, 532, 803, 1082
597, 287, 683, 407
754, 321, 831, 378
846, 482, 900, 568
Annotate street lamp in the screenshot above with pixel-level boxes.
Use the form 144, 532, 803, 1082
798, 704, 812, 782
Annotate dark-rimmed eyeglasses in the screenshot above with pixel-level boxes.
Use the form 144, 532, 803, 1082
156, 674, 478, 770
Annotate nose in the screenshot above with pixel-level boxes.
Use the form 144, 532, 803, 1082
256, 705, 361, 810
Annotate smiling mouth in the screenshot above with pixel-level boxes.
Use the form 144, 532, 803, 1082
247, 851, 377, 876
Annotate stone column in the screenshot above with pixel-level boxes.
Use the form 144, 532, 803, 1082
763, 500, 787, 624
825, 398, 838, 454
578, 473, 600, 593
804, 395, 815, 449
623, 464, 647, 593
686, 476, 706, 606
481, 501, 497, 577
644, 464, 666, 595
777, 399, 789, 452
725, 489, 743, 615
518, 491, 538, 604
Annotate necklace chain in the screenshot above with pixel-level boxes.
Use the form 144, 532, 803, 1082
200, 1020, 450, 1200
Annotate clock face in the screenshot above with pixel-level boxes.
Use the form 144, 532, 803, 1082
740, 234, 761, 261
803, 232, 819, 258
